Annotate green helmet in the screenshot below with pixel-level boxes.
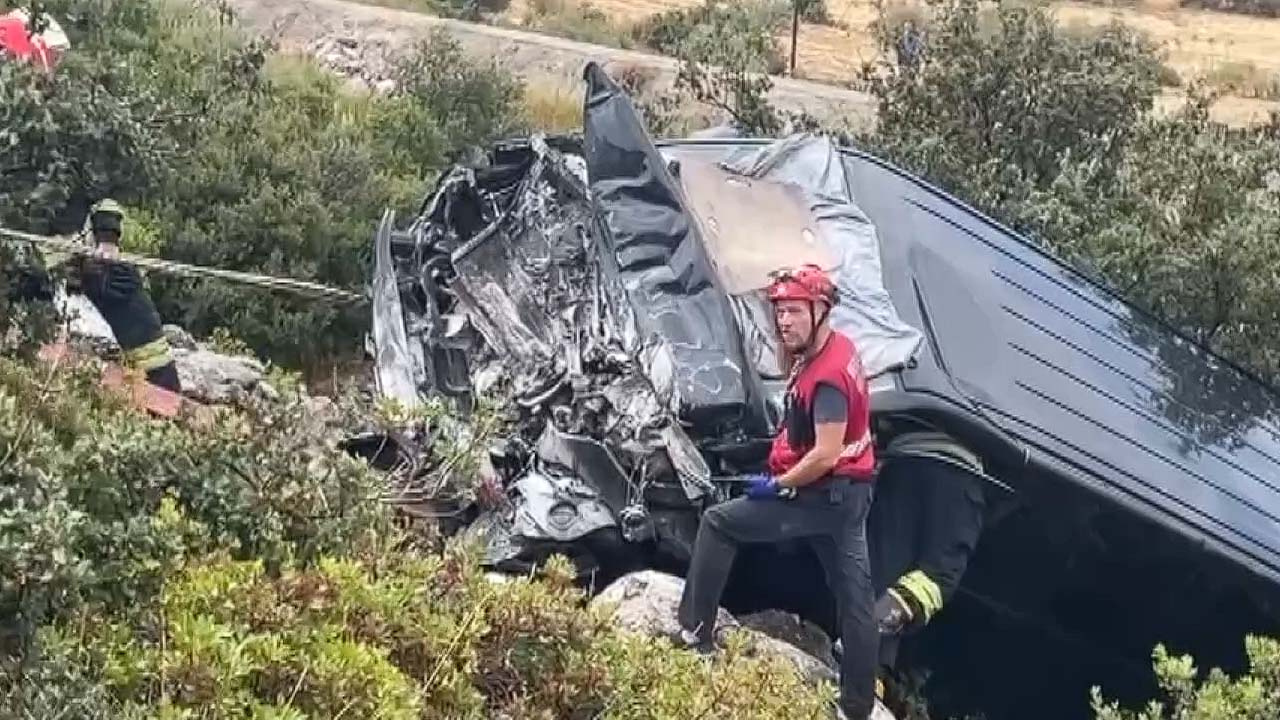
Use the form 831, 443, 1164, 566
88, 198, 125, 236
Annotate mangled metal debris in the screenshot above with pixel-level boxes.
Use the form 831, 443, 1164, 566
367, 61, 1280, 720
366, 64, 930, 579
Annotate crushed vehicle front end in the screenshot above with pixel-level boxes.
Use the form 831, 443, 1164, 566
367, 63, 1280, 720
367, 63, 931, 583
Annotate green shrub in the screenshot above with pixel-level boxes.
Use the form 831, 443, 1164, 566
859, 0, 1280, 392
797, 0, 835, 25
431, 0, 514, 20
631, 0, 816, 135
5, 1, 527, 371
635, 0, 790, 73
1092, 638, 1280, 720
0, 354, 392, 656
6, 549, 837, 719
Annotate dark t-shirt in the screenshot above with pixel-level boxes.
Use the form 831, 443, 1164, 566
813, 381, 849, 424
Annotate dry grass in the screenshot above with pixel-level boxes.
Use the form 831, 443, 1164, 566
522, 79, 585, 131
1204, 60, 1280, 100
350, 0, 1280, 125
509, 0, 637, 47
561, 0, 1280, 124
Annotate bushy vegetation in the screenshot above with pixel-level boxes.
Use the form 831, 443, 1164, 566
1093, 639, 1280, 720
631, 0, 826, 135
859, 0, 1280, 391
634, 0, 789, 73
3, 0, 527, 373
0, 352, 391, 657
0, 348, 837, 718
6, 0, 1280, 718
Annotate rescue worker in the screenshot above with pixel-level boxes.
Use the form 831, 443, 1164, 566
867, 416, 987, 680
675, 264, 880, 720
70, 199, 182, 393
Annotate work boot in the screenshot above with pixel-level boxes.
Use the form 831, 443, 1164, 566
833, 699, 897, 720
670, 626, 716, 657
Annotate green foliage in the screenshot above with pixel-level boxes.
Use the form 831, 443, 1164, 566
1092, 638, 1280, 720
7, 548, 836, 719
860, 0, 1280, 390
636, 0, 789, 72
0, 354, 392, 658
430, 0, 514, 20
383, 28, 526, 158
796, 0, 835, 25
4, 0, 527, 370
0, 54, 177, 234
633, 0, 819, 135
861, 0, 1165, 217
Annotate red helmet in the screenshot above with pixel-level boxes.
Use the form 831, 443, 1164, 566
767, 264, 837, 307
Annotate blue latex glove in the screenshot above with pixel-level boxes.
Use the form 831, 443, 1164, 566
745, 474, 780, 500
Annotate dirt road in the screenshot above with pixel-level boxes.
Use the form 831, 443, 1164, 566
222, 0, 879, 130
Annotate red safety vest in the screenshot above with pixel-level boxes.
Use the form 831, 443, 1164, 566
766, 330, 876, 482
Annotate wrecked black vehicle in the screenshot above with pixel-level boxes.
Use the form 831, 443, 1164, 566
368, 64, 1280, 720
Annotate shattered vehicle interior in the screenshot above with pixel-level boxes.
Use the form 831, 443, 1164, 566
367, 63, 1280, 719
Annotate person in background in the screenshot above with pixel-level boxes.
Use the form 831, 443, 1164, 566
70, 198, 181, 393
868, 416, 987, 685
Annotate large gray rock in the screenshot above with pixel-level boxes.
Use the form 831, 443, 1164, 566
162, 324, 198, 351
591, 571, 897, 719
590, 571, 835, 685
740, 609, 838, 670
172, 347, 275, 405
590, 570, 738, 642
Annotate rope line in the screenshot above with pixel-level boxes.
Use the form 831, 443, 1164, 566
1, 226, 368, 305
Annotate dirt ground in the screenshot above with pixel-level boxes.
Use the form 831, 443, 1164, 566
230, 0, 1278, 128
506, 0, 1280, 126
223, 0, 879, 129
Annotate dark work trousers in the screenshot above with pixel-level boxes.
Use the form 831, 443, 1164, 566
678, 479, 877, 719
868, 456, 986, 669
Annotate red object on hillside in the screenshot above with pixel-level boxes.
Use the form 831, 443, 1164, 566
38, 342, 186, 419
0, 8, 70, 73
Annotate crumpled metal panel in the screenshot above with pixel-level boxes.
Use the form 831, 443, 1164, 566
512, 471, 617, 543
658, 135, 926, 380
581, 61, 769, 438
370, 209, 426, 409
712, 134, 926, 379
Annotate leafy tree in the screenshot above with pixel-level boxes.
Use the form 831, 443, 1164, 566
860, 0, 1164, 223
634, 0, 820, 135
859, 0, 1280, 392
1092, 638, 1280, 720
2, 0, 528, 372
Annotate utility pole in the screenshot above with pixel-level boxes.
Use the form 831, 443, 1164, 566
790, 0, 801, 77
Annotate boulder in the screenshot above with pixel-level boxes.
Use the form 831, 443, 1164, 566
162, 324, 198, 351
172, 347, 272, 406
740, 609, 838, 670
590, 571, 836, 685
590, 570, 738, 642
591, 570, 897, 718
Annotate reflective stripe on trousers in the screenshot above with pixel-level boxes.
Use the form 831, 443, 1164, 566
122, 337, 173, 372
